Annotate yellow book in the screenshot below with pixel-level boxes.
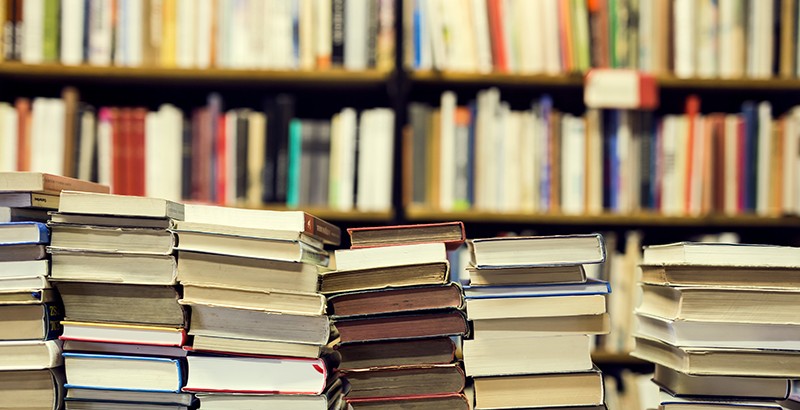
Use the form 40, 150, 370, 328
161, 0, 176, 67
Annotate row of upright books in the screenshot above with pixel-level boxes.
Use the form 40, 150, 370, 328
405, 89, 800, 217
3, 0, 396, 71
406, 0, 800, 79
0, 92, 395, 211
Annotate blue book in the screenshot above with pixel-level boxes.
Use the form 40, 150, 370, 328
463, 278, 611, 300
741, 101, 758, 212
538, 96, 553, 211
413, 0, 423, 68
63, 353, 184, 393
0, 222, 50, 245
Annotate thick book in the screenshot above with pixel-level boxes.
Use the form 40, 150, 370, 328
63, 340, 187, 358
637, 284, 800, 324
643, 242, 800, 267
51, 250, 177, 285
0, 221, 49, 244
58, 191, 184, 220
49, 224, 175, 255
182, 204, 340, 245
0, 244, 47, 261
328, 283, 464, 318
659, 393, 784, 409
0, 206, 49, 222
467, 264, 587, 286
464, 334, 593, 377
0, 275, 49, 293
467, 233, 606, 268
347, 393, 470, 410
464, 278, 610, 299
55, 282, 186, 327
472, 313, 611, 338
0, 172, 109, 195
332, 242, 447, 271
65, 388, 193, 406
320, 261, 449, 294
181, 283, 325, 316
343, 364, 465, 399
0, 260, 49, 278
0, 302, 62, 341
186, 303, 330, 346
63, 353, 184, 393
50, 212, 174, 229
0, 368, 64, 409
0, 192, 60, 209
193, 377, 346, 409
172, 220, 324, 250
334, 310, 468, 343
175, 231, 328, 266
473, 367, 604, 409
190, 334, 327, 359
176, 251, 320, 295
653, 364, 790, 399
347, 221, 465, 250
336, 337, 457, 370
640, 264, 800, 289
633, 336, 800, 377
0, 340, 62, 370
183, 352, 333, 394
60, 321, 186, 347
465, 290, 607, 320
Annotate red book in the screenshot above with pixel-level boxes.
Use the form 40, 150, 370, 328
737, 117, 746, 213
130, 108, 147, 196
215, 114, 226, 205
486, 0, 507, 72
684, 95, 701, 213
347, 221, 466, 250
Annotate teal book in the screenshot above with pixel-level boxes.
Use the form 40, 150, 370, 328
287, 119, 303, 208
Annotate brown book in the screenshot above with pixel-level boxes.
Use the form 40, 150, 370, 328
550, 110, 562, 212
61, 87, 79, 178
0, 369, 65, 409
343, 363, 465, 399
329, 283, 464, 318
336, 337, 456, 370
319, 261, 449, 295
780, 0, 796, 78
0, 172, 109, 195
468, 264, 586, 286
640, 264, 800, 289
335, 310, 468, 344
348, 393, 470, 409
428, 110, 441, 209
15, 98, 30, 171
347, 221, 465, 250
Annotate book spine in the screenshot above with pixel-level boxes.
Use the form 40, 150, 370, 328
332, 0, 345, 66
43, 302, 64, 340
287, 118, 302, 208
274, 94, 294, 203
235, 111, 249, 202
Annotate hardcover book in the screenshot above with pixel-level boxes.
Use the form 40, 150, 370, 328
347, 221, 465, 250
467, 233, 607, 268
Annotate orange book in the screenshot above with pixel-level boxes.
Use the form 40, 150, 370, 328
62, 87, 79, 177
559, 0, 575, 71
161, 0, 177, 67
14, 98, 30, 171
550, 111, 562, 213
428, 111, 442, 210
772, 118, 784, 216
684, 95, 701, 213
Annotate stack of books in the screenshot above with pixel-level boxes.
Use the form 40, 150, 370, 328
173, 204, 346, 409
462, 233, 610, 409
633, 241, 800, 409
322, 222, 470, 408
0, 172, 108, 410
50, 191, 193, 409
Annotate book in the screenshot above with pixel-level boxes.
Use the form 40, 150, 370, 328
653, 364, 790, 399
183, 353, 333, 394
62, 340, 187, 358
61, 401, 189, 409
0, 260, 49, 278
471, 313, 611, 338
49, 224, 175, 255
328, 283, 464, 318
190, 334, 327, 359
0, 287, 55, 305
473, 368, 604, 409
63, 353, 183, 393
55, 282, 186, 327
193, 377, 346, 409
466, 293, 606, 320
60, 321, 186, 346
640, 264, 800, 289
50, 212, 174, 229
58, 191, 184, 220
0, 172, 109, 195
0, 303, 62, 340
50, 250, 177, 285
185, 303, 330, 346
65, 388, 193, 406
336, 337, 456, 370
319, 261, 449, 294
0, 206, 49, 222
0, 368, 65, 409
637, 284, 800, 324
0, 192, 59, 209
0, 275, 49, 292
332, 242, 447, 271
182, 204, 340, 245
175, 231, 328, 265
0, 221, 49, 244
347, 393, 469, 410
172, 220, 324, 250
658, 394, 784, 409
643, 242, 800, 267
176, 251, 320, 295
464, 334, 593, 377
0, 244, 47, 261
334, 310, 468, 343
633, 336, 800, 377
467, 233, 606, 268
0, 340, 62, 370
346, 221, 465, 250
180, 283, 325, 316
464, 278, 610, 299
467, 264, 587, 286
342, 363, 465, 399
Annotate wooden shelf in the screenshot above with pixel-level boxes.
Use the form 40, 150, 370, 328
0, 62, 391, 86
591, 351, 648, 366
657, 76, 800, 90
240, 204, 395, 222
405, 207, 800, 228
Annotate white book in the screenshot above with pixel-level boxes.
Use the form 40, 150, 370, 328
244, 0, 264, 70
790, 109, 800, 216
114, 0, 128, 66
355, 110, 374, 211
439, 91, 456, 211
783, 111, 797, 215
493, 103, 506, 212
756, 102, 772, 215
162, 104, 184, 202
415, 0, 432, 70
334, 108, 356, 211
464, 334, 592, 377
60, 0, 85, 65
21, 0, 44, 64
447, 0, 475, 72
660, 116, 680, 215
29, 99, 62, 175
502, 108, 520, 212
673, 116, 689, 215
127, 0, 143, 66
673, 0, 696, 78
718, 0, 737, 78
224, 111, 237, 205
273, 0, 294, 69
58, 191, 184, 219
334, 242, 447, 271
214, 0, 231, 68
688, 116, 705, 215
695, 0, 717, 78
373, 108, 394, 211
541, 0, 560, 74
501, 0, 516, 73
616, 111, 632, 213
642, 241, 800, 267
758, 0, 775, 79
88, 0, 113, 66
473, 90, 491, 210
176, 0, 197, 68
470, 0, 492, 73
97, 110, 113, 188
586, 110, 603, 214
520, 111, 536, 212
316, 0, 333, 66
562, 115, 586, 215
639, 0, 655, 72
0, 103, 18, 172
246, 112, 265, 207
195, 0, 213, 68
299, 0, 315, 70
723, 114, 739, 215
423, 0, 446, 70
144, 111, 161, 199
344, 0, 369, 70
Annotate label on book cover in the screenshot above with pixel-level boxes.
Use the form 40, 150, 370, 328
43, 302, 64, 340
584, 69, 659, 110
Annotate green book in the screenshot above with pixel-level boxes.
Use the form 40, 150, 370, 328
286, 119, 302, 208
43, 0, 59, 62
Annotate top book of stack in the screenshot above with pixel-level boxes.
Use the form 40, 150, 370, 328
0, 173, 109, 195
467, 234, 606, 269
58, 191, 184, 220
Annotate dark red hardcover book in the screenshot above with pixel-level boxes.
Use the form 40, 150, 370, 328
342, 364, 466, 400
334, 310, 468, 344
347, 222, 465, 250
347, 393, 470, 409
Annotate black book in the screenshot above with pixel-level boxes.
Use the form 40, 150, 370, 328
408, 103, 430, 205
314, 121, 331, 207
366, 0, 378, 68
263, 94, 295, 203
235, 110, 249, 202
332, 0, 345, 67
